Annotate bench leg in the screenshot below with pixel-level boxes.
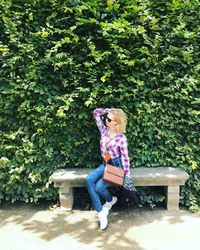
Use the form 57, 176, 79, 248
59, 187, 74, 211
165, 186, 179, 211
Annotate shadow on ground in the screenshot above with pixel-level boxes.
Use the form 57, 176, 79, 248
1, 199, 199, 250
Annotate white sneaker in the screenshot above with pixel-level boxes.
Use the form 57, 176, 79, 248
103, 196, 118, 211
98, 209, 108, 230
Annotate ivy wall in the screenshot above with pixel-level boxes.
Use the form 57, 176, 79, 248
0, 0, 199, 210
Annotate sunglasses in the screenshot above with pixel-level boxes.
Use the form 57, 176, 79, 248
105, 116, 113, 122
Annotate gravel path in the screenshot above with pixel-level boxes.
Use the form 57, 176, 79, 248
0, 203, 199, 250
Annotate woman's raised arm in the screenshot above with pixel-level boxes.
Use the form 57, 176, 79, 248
93, 108, 109, 133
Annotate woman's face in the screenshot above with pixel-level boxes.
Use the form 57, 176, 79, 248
105, 112, 117, 128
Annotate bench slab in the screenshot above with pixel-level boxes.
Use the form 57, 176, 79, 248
49, 167, 189, 211
49, 167, 188, 186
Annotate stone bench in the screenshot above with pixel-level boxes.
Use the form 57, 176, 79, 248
49, 167, 189, 211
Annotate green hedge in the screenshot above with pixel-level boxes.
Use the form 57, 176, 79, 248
0, 0, 199, 210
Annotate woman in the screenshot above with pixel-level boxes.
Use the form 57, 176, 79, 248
86, 108, 130, 230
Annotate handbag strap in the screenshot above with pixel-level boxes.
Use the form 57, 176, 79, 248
118, 146, 121, 157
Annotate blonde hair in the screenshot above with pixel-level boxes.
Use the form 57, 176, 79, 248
109, 108, 127, 133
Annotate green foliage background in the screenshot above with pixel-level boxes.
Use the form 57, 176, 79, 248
0, 0, 199, 210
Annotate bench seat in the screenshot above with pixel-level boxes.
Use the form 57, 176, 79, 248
49, 167, 189, 211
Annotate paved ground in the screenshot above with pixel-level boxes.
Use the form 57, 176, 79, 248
0, 203, 200, 250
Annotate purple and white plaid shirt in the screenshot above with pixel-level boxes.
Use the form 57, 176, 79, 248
94, 108, 130, 175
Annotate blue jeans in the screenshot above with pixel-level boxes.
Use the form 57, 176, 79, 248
86, 157, 123, 212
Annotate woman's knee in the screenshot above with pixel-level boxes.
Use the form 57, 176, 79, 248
85, 175, 93, 186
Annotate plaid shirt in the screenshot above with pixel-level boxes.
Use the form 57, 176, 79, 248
94, 108, 130, 175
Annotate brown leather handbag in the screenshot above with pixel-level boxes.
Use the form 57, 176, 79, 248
103, 164, 125, 186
